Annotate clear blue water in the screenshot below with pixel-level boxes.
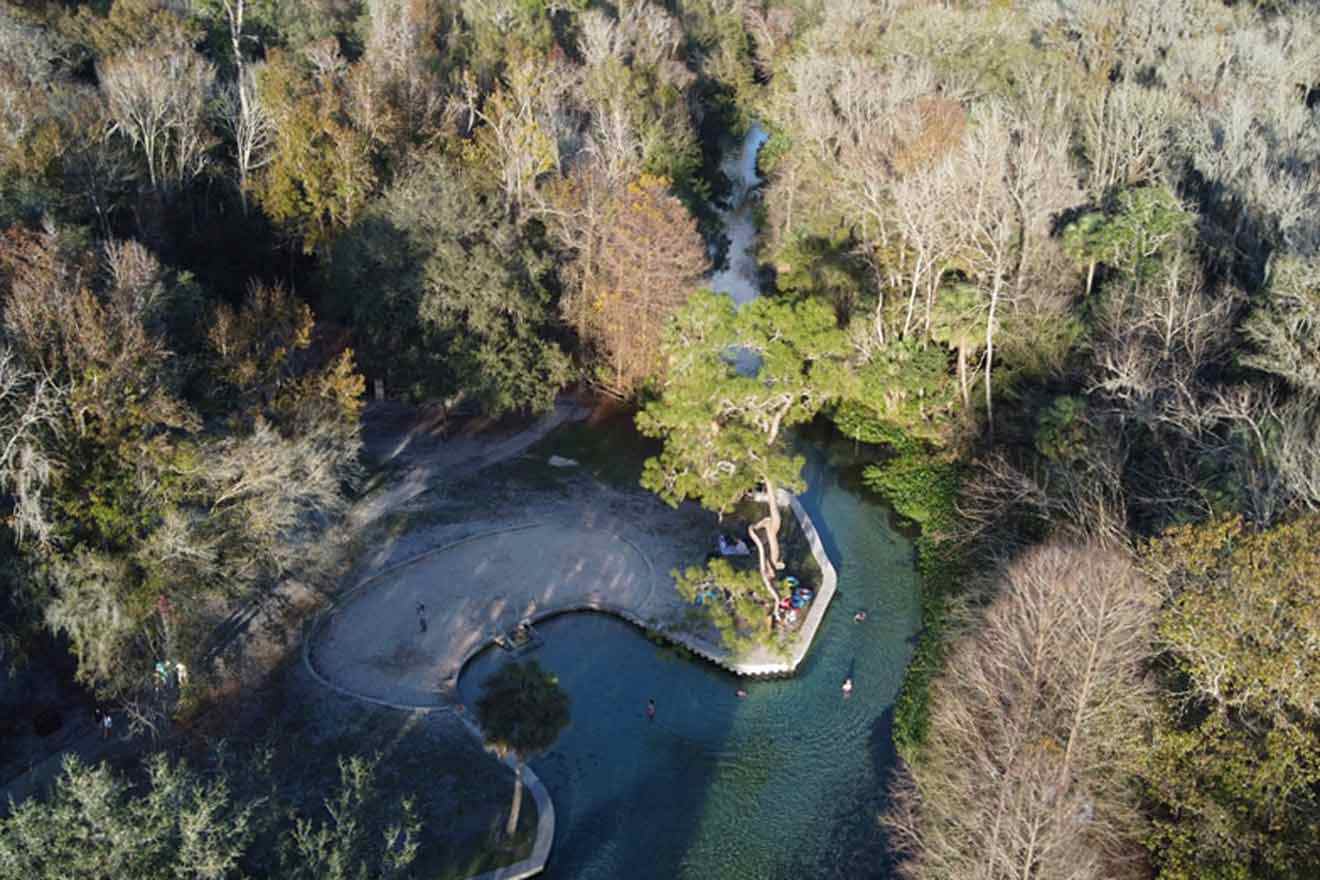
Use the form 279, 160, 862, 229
459, 440, 920, 879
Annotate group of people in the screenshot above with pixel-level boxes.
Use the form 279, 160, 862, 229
717, 532, 751, 557
154, 659, 188, 689
92, 707, 113, 739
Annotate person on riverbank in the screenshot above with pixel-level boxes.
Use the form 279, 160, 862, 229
416, 602, 427, 634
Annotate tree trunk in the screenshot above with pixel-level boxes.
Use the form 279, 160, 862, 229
762, 476, 784, 572
902, 273, 920, 339
746, 525, 782, 620
985, 279, 1001, 441
923, 273, 938, 338
748, 475, 788, 624
957, 344, 970, 410
506, 760, 524, 839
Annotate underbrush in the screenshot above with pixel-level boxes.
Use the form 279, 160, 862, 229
861, 439, 965, 763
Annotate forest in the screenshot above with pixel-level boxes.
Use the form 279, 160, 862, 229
0, 0, 1318, 878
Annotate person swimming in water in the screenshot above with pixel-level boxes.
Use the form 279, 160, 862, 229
853, 611, 867, 622
646, 698, 656, 720
736, 688, 748, 699
842, 677, 854, 696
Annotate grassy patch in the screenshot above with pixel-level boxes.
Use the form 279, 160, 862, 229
861, 441, 966, 762
526, 407, 660, 488
433, 785, 539, 880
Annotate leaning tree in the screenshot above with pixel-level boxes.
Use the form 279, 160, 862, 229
638, 290, 849, 618
475, 660, 571, 840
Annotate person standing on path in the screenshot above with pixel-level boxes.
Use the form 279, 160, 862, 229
646, 698, 656, 721
101, 710, 113, 740
416, 602, 427, 634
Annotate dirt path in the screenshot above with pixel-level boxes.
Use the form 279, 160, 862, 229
312, 519, 664, 707
352, 399, 589, 527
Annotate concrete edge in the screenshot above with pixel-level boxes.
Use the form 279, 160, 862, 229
301, 522, 546, 710
300, 523, 556, 880
301, 495, 838, 879
781, 491, 839, 673
455, 713, 556, 880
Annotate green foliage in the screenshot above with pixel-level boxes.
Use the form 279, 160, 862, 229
0, 228, 363, 697
475, 660, 571, 763
638, 290, 850, 515
0, 754, 255, 880
862, 445, 959, 532
1034, 395, 1091, 465
862, 439, 964, 759
457, 0, 556, 85
1141, 515, 1320, 880
254, 47, 377, 254
834, 338, 960, 448
0, 751, 422, 880
281, 756, 420, 880
1242, 253, 1320, 394
673, 558, 769, 654
62, 0, 201, 57
326, 157, 569, 414
191, 0, 367, 58
773, 232, 871, 322
1064, 185, 1195, 285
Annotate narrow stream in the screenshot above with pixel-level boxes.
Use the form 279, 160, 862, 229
458, 127, 920, 879
710, 123, 772, 306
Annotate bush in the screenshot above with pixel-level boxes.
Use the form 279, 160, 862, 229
862, 441, 964, 760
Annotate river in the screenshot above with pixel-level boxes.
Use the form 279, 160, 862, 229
457, 125, 920, 879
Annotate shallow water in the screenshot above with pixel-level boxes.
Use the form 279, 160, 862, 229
459, 124, 918, 878
709, 124, 771, 306
459, 439, 919, 879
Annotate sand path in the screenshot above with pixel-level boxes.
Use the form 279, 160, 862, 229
312, 515, 667, 707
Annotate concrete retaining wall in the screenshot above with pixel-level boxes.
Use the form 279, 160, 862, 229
302, 491, 838, 880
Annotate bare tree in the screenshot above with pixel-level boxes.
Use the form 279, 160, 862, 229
885, 542, 1156, 880
956, 445, 1128, 553
575, 2, 691, 186
1243, 254, 1320, 395
947, 103, 1017, 437
1091, 255, 1238, 428
43, 551, 140, 690
1079, 80, 1176, 200
463, 55, 579, 208
203, 418, 358, 585
1270, 392, 1320, 511
744, 3, 797, 78
215, 1, 273, 211
100, 41, 216, 192
363, 0, 448, 149
0, 347, 63, 545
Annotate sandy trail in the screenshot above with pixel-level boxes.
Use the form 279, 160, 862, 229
351, 398, 589, 527
313, 516, 670, 706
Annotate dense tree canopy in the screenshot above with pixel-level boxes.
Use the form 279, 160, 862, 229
0, 753, 418, 880
639, 290, 848, 602
327, 156, 570, 412
4, 1, 1320, 877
